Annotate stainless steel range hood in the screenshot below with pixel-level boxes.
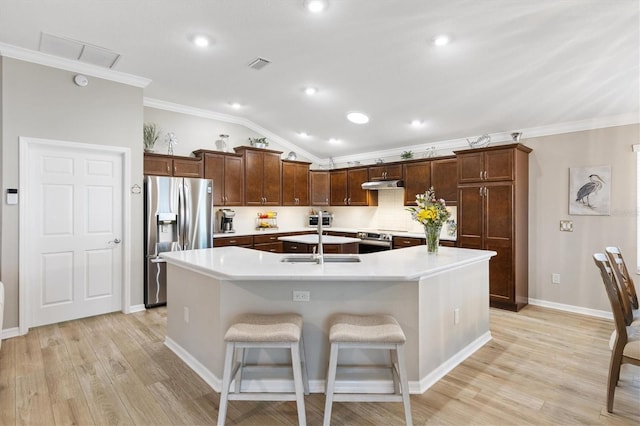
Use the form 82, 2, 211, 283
361, 180, 404, 190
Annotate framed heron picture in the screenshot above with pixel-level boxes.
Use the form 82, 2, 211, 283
569, 165, 611, 215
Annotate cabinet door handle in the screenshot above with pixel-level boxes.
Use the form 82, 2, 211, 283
348, 197, 351, 205
479, 187, 483, 196
167, 164, 171, 173
229, 240, 236, 244
325, 197, 328, 204
291, 245, 298, 249
344, 197, 347, 205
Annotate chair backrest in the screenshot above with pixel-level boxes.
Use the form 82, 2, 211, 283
593, 254, 628, 345
605, 246, 639, 311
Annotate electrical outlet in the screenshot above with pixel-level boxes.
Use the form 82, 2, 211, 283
552, 273, 561, 284
454, 308, 460, 325
184, 306, 190, 323
293, 290, 310, 302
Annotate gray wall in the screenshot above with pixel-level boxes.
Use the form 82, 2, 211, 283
526, 124, 638, 312
1, 57, 144, 329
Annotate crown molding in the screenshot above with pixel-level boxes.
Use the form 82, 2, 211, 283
327, 112, 639, 166
0, 42, 151, 88
143, 97, 322, 164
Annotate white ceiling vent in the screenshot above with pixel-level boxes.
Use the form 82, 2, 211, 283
248, 57, 271, 70
39, 32, 121, 69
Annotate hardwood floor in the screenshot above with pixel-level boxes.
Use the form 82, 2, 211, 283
0, 305, 638, 425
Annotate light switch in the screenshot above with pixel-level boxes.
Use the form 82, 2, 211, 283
6, 188, 18, 205
560, 220, 573, 232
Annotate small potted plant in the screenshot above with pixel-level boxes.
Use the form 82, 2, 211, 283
143, 123, 161, 152
248, 137, 269, 148
400, 150, 414, 160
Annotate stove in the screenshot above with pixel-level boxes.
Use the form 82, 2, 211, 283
356, 231, 393, 252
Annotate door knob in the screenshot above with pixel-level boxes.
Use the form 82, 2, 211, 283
109, 238, 121, 245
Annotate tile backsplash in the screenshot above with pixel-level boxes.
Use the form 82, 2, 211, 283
221, 189, 456, 238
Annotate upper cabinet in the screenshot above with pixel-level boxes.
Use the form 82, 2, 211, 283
457, 147, 515, 183
402, 156, 457, 206
282, 160, 311, 206
144, 153, 203, 178
403, 160, 431, 206
194, 150, 244, 206
310, 171, 330, 206
430, 157, 458, 204
368, 164, 403, 181
330, 167, 377, 206
234, 146, 282, 206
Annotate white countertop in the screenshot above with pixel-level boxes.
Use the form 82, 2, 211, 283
214, 226, 456, 242
160, 246, 495, 282
278, 234, 361, 244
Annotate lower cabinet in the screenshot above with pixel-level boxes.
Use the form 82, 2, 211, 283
215, 235, 253, 248
253, 234, 284, 253
282, 241, 359, 254
392, 235, 456, 249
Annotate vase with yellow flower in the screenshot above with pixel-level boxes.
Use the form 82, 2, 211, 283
407, 187, 451, 254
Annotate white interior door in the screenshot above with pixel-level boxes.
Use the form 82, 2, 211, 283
25, 141, 124, 327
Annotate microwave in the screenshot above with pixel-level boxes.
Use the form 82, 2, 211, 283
308, 214, 333, 227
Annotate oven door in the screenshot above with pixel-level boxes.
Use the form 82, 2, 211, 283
358, 240, 392, 253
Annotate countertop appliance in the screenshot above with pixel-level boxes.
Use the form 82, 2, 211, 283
356, 231, 393, 253
308, 212, 333, 227
217, 208, 236, 233
144, 176, 213, 308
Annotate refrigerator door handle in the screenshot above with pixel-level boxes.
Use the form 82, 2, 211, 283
177, 179, 185, 250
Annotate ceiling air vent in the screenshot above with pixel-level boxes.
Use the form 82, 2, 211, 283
39, 32, 121, 69
247, 57, 271, 70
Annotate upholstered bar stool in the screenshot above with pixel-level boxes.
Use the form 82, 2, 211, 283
323, 313, 412, 426
217, 313, 309, 426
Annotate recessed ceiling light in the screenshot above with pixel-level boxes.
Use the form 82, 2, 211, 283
299, 132, 310, 138
347, 112, 369, 124
193, 35, 210, 47
304, 87, 317, 96
411, 119, 425, 128
305, 0, 328, 13
433, 35, 450, 46
328, 138, 340, 144
231, 102, 242, 109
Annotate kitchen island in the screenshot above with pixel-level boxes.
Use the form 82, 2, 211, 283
160, 246, 495, 394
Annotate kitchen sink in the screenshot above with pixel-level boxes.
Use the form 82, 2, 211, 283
281, 255, 361, 263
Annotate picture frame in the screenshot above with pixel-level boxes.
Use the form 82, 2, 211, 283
569, 165, 611, 216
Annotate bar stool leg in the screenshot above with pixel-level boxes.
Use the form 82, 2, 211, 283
217, 342, 236, 426
396, 344, 412, 426
323, 343, 340, 426
300, 334, 310, 395
234, 348, 245, 393
290, 341, 307, 426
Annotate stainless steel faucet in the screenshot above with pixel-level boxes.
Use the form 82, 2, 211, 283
316, 209, 324, 264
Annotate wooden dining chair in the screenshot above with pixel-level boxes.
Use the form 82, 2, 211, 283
605, 247, 639, 325
592, 253, 640, 412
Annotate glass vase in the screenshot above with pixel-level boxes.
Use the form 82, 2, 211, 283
424, 224, 442, 254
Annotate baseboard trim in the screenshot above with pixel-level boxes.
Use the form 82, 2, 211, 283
165, 332, 492, 395
415, 331, 492, 394
164, 336, 222, 392
1, 327, 21, 340
128, 304, 146, 313
528, 298, 612, 320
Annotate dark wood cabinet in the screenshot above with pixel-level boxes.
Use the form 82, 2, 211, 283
368, 164, 403, 181
310, 171, 330, 206
330, 167, 377, 206
392, 236, 424, 249
144, 153, 203, 177
282, 240, 358, 254
403, 161, 431, 206
215, 235, 253, 248
458, 148, 514, 183
195, 150, 244, 206
282, 160, 310, 206
455, 143, 531, 311
234, 146, 282, 206
430, 157, 458, 204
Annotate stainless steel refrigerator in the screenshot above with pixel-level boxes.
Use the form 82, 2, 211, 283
144, 176, 213, 307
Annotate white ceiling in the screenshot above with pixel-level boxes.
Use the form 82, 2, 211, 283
0, 0, 638, 161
